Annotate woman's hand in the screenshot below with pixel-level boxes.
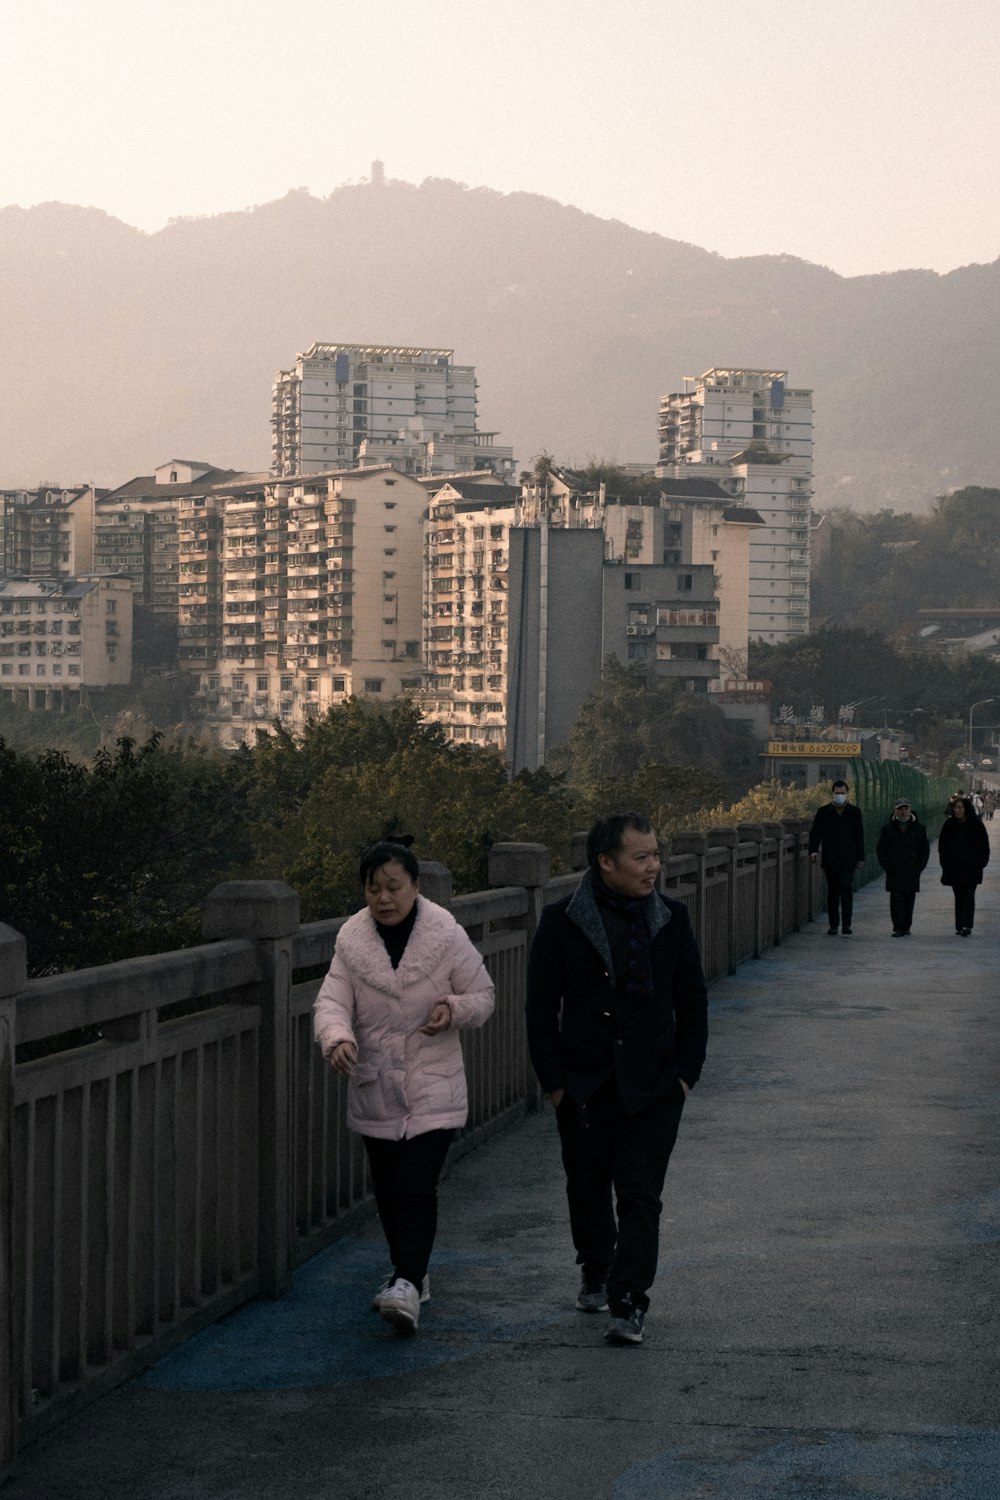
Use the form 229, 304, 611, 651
328, 1039, 358, 1074
420, 1002, 452, 1035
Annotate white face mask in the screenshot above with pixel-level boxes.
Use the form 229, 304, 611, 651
832, 793, 847, 805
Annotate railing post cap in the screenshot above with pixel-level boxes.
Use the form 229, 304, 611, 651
488, 842, 551, 889
671, 832, 709, 855
417, 860, 453, 907
706, 827, 739, 849
202, 881, 300, 941
0, 923, 27, 997
782, 817, 812, 837
737, 823, 767, 842
761, 821, 787, 839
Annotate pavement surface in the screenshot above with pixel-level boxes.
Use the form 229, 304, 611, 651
8, 828, 1000, 1499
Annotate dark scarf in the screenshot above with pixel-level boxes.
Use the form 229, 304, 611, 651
374, 900, 418, 970
591, 870, 655, 1008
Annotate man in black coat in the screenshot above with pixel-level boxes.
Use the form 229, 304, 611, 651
808, 779, 865, 935
525, 811, 708, 1346
876, 797, 931, 935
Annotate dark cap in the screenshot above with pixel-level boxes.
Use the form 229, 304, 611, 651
894, 798, 911, 809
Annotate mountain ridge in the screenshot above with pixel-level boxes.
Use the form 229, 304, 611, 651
2, 176, 998, 508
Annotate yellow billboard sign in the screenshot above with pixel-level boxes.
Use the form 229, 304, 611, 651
766, 741, 862, 758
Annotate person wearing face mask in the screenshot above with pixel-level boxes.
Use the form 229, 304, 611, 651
313, 838, 494, 1333
808, 779, 866, 935
876, 799, 931, 936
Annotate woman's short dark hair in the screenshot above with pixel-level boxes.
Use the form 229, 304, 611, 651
358, 841, 420, 886
586, 811, 654, 868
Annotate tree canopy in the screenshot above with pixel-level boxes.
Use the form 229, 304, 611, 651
813, 487, 1000, 635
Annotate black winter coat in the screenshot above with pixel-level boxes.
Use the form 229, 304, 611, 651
525, 871, 708, 1113
808, 801, 865, 872
938, 815, 990, 888
876, 816, 930, 893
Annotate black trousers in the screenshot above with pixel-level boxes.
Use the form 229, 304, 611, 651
824, 868, 855, 929
952, 886, 976, 931
555, 1072, 686, 1314
890, 890, 917, 933
362, 1129, 454, 1288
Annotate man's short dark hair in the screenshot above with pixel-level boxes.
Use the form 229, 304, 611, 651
831, 779, 849, 792
586, 811, 654, 868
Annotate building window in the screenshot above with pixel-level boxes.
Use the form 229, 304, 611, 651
232, 675, 246, 691
280, 675, 292, 691
257, 675, 269, 691
363, 678, 383, 693
107, 599, 117, 614
677, 573, 693, 592
624, 573, 641, 590
627, 641, 649, 660
332, 677, 346, 692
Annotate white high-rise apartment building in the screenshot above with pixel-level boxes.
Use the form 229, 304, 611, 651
271, 343, 514, 479
657, 368, 813, 643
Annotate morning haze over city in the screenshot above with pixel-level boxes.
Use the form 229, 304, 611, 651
4, 4, 1000, 1493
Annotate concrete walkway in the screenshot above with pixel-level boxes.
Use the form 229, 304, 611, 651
8, 830, 1000, 1499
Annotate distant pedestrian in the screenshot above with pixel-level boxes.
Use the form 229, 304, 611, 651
876, 799, 931, 936
313, 840, 494, 1334
983, 790, 996, 821
808, 779, 865, 935
525, 811, 708, 1346
938, 795, 990, 936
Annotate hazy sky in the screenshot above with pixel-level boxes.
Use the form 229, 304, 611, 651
4, 0, 1000, 278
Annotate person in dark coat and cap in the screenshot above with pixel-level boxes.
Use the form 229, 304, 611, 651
937, 795, 990, 935
876, 798, 931, 936
525, 811, 708, 1347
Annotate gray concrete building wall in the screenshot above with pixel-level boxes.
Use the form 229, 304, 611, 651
506, 527, 604, 773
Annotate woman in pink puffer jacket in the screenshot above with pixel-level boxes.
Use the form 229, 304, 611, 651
313, 840, 494, 1333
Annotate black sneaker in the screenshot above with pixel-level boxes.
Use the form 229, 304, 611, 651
576, 1277, 609, 1313
842, 927, 852, 935
827, 926, 839, 935
604, 1301, 645, 1345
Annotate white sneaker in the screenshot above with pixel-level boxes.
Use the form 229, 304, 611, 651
379, 1278, 421, 1332
372, 1273, 430, 1311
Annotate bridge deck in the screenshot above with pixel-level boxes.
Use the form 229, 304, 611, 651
8, 831, 1000, 1499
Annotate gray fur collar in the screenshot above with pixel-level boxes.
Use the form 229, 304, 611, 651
333, 897, 457, 997
566, 868, 671, 981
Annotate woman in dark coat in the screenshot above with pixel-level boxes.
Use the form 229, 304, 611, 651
938, 796, 990, 936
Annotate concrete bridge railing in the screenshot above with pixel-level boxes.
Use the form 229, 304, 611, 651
0, 823, 820, 1476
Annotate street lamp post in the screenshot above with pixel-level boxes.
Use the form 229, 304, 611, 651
967, 698, 994, 772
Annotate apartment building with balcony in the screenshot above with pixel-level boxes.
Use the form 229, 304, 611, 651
96, 460, 241, 619
193, 467, 427, 743
657, 368, 813, 644
421, 476, 721, 766
1, 486, 98, 581
0, 575, 132, 709
271, 342, 514, 480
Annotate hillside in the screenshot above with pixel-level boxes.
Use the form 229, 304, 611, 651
1, 176, 998, 510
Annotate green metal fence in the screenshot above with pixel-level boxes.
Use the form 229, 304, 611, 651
849, 760, 955, 883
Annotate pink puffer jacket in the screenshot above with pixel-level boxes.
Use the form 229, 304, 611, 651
313, 896, 495, 1140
